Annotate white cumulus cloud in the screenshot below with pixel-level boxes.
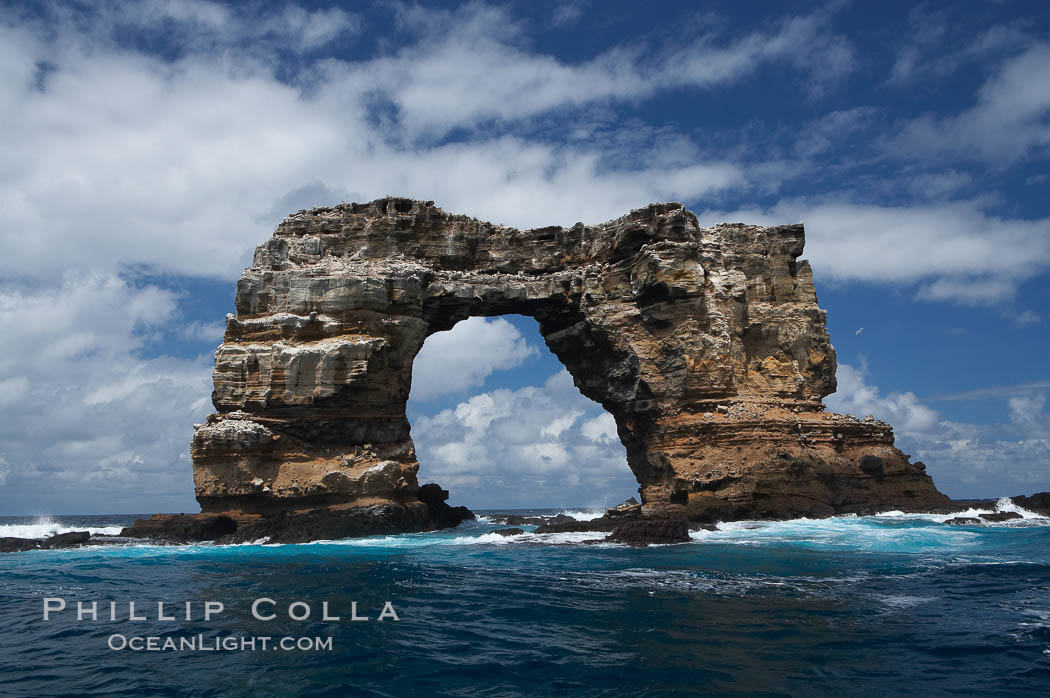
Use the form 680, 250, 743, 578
412, 371, 635, 508
581, 412, 618, 444
893, 44, 1050, 165
826, 361, 1050, 498
410, 317, 538, 401
826, 360, 941, 436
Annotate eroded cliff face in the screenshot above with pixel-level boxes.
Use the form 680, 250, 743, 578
193, 197, 950, 524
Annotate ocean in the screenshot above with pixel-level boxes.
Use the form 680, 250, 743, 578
1, 503, 1048, 697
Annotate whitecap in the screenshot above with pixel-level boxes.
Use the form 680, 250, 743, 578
0, 516, 124, 538
313, 529, 608, 548
556, 508, 607, 521
685, 514, 985, 553
875, 497, 1045, 523
993, 496, 1044, 519
878, 594, 935, 609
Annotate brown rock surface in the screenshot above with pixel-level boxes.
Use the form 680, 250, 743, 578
119, 513, 247, 543
186, 197, 950, 537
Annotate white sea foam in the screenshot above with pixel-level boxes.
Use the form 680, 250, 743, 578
877, 594, 935, 609
561, 567, 871, 597
993, 496, 1043, 519
0, 517, 123, 538
875, 497, 1045, 523
688, 515, 985, 552
479, 508, 606, 522
557, 508, 606, 521
313, 529, 608, 548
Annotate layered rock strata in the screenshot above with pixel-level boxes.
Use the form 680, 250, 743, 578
131, 196, 951, 542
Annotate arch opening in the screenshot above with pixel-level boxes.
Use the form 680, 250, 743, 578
407, 314, 638, 510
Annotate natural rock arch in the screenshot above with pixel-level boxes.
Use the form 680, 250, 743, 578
190, 198, 949, 534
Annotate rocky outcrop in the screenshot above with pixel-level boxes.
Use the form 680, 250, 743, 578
1011, 492, 1050, 516
534, 518, 622, 534
165, 196, 950, 541
979, 511, 1023, 522
606, 519, 691, 546
119, 514, 244, 543
944, 517, 983, 525
1, 531, 90, 553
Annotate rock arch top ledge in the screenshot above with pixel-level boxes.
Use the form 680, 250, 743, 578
128, 198, 951, 543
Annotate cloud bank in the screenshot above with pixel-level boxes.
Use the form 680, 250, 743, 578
0, 274, 210, 513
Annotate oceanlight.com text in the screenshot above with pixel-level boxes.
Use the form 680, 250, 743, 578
107, 634, 334, 652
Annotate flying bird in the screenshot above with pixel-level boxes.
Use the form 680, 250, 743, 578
855, 328, 864, 335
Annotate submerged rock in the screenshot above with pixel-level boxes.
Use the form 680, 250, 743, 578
944, 517, 983, 525
493, 528, 525, 536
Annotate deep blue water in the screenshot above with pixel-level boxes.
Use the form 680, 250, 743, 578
1, 506, 1048, 697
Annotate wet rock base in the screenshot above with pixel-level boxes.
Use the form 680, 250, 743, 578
119, 484, 473, 545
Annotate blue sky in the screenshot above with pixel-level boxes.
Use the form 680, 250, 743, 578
0, 0, 1047, 514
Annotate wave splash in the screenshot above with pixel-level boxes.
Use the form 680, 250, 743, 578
556, 508, 607, 521
876, 496, 1044, 521
0, 516, 124, 538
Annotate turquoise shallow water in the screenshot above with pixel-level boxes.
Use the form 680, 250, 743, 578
1, 507, 1049, 697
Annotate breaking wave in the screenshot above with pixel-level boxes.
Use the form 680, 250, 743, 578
556, 508, 607, 521
875, 496, 1044, 521
0, 516, 124, 538
311, 528, 609, 548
